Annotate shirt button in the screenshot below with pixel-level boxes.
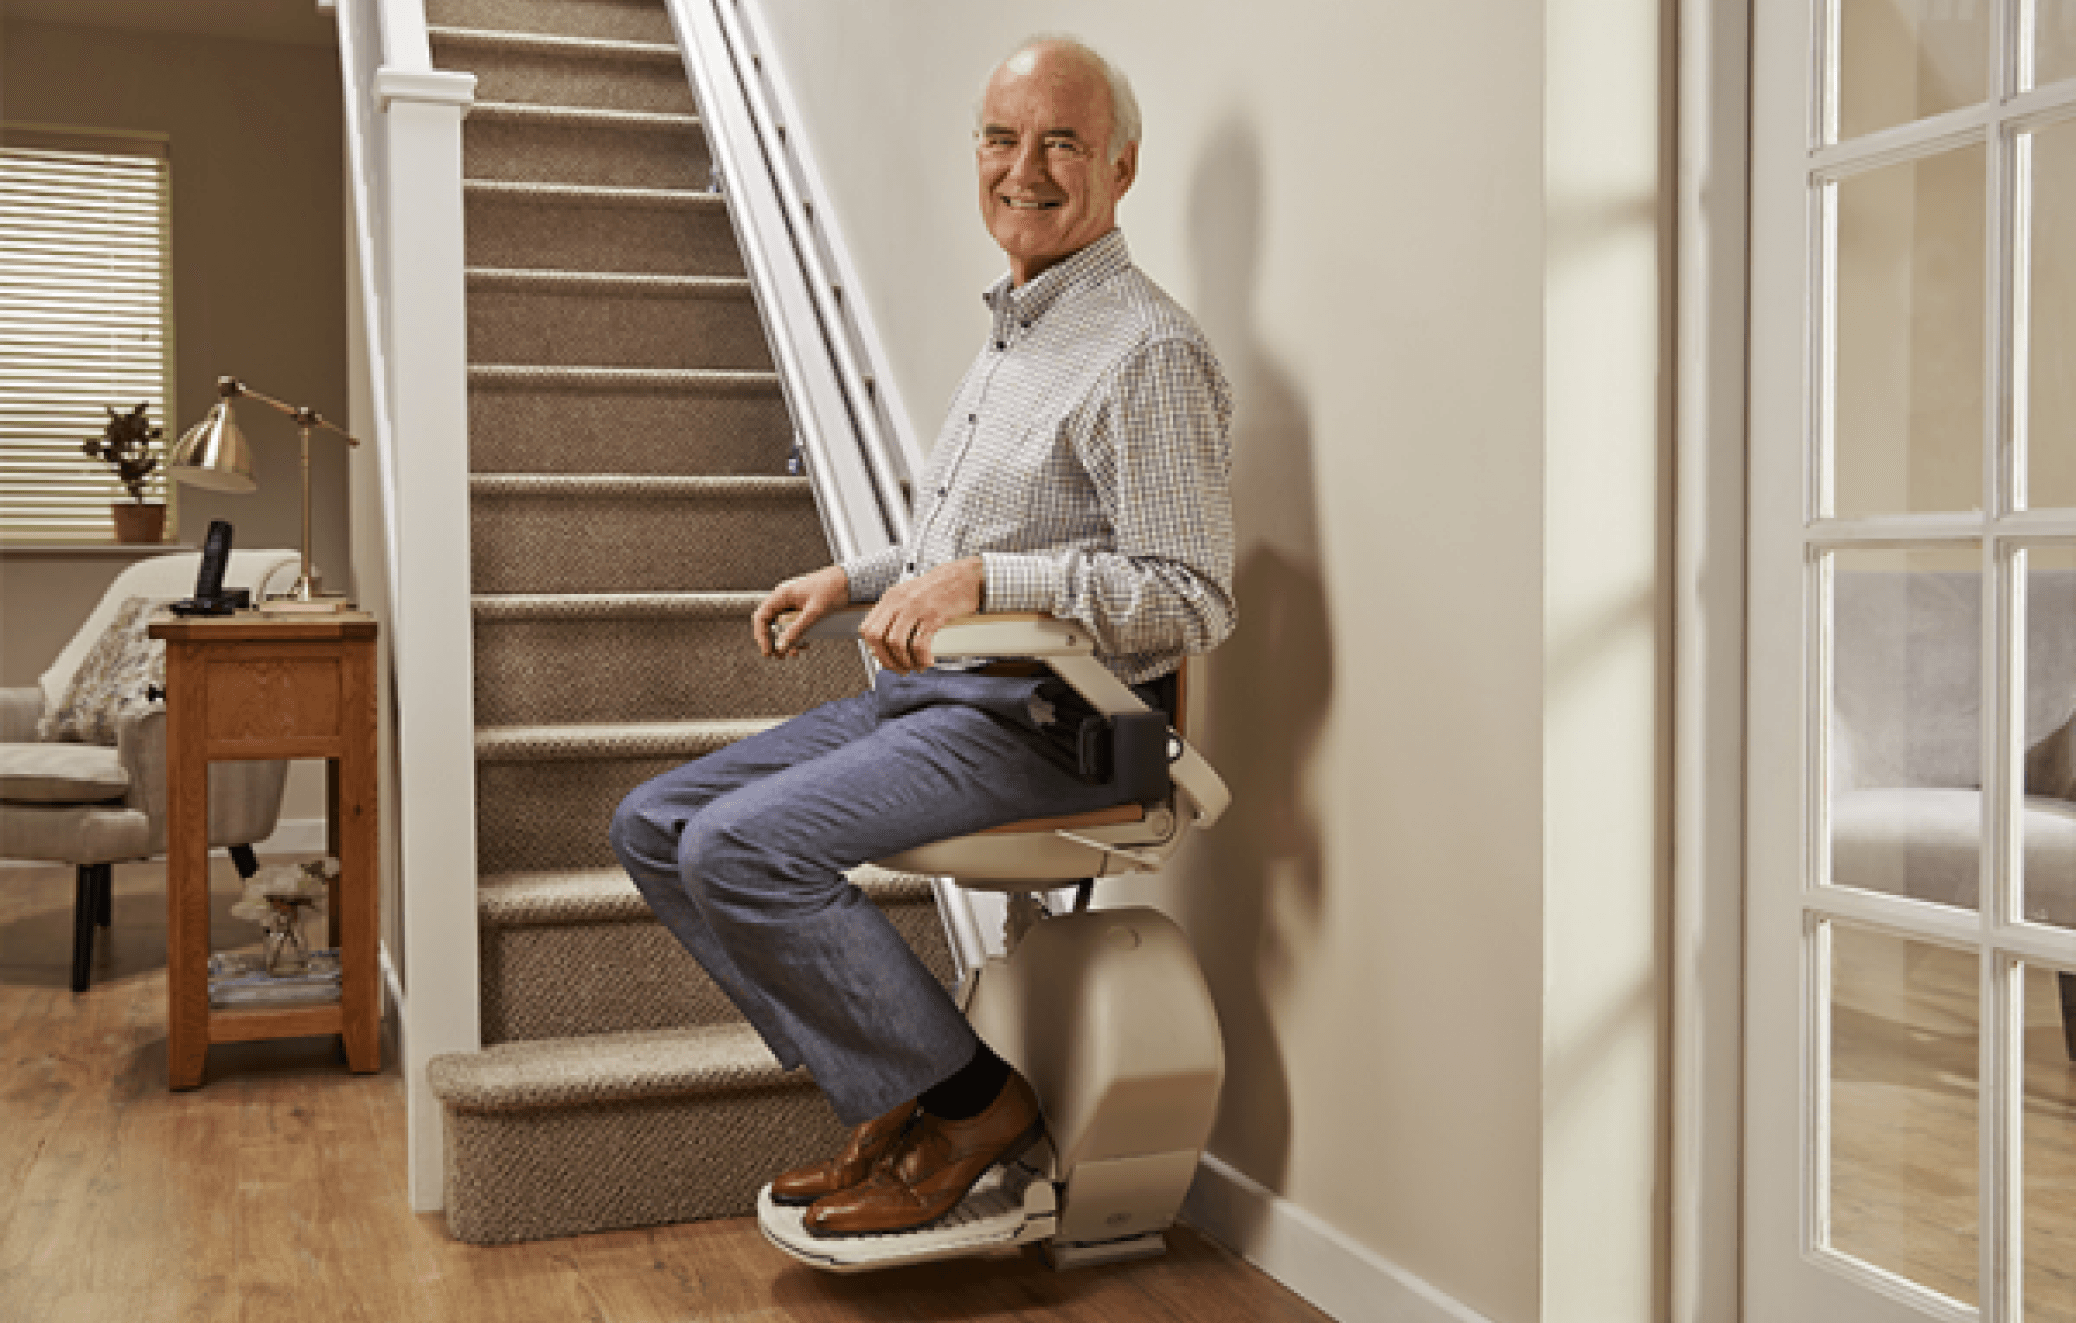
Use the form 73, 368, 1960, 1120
967, 413, 977, 424
937, 487, 948, 497
994, 341, 1005, 351
905, 562, 916, 574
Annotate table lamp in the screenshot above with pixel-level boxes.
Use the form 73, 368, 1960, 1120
169, 376, 360, 612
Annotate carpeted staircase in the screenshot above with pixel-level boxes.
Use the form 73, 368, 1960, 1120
419, 0, 954, 1246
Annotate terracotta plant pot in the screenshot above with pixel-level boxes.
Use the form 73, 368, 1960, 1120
110, 502, 167, 544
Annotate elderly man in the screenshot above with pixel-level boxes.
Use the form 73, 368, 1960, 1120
610, 35, 1233, 1239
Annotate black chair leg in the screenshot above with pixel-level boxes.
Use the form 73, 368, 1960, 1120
94, 861, 112, 927
71, 865, 97, 993
229, 844, 259, 880
2060, 971, 2076, 1064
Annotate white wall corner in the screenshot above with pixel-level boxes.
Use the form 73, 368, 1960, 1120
1183, 1155, 1497, 1323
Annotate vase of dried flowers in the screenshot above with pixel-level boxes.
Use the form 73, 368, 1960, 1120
85, 403, 165, 543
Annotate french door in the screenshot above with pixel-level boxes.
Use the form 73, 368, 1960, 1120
1748, 1, 2076, 1319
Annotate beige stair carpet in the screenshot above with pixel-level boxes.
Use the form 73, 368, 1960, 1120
422, 0, 955, 1245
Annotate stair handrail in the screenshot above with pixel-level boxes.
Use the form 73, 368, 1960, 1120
334, 0, 483, 1214
664, 0, 923, 566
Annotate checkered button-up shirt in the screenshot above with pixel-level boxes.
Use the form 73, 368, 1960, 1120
841, 231, 1236, 684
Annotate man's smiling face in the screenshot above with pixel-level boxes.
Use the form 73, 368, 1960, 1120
976, 44, 1138, 287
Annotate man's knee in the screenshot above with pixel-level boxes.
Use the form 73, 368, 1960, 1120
678, 804, 846, 921
610, 781, 674, 878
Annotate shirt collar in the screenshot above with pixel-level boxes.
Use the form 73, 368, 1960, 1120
982, 229, 1133, 327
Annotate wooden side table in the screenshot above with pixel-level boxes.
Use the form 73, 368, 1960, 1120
149, 611, 380, 1089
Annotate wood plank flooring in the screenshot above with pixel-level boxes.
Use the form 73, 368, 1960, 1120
1828, 927, 2076, 1319
0, 859, 1328, 1323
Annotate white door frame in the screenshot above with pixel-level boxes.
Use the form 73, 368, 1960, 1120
1742, 1, 2076, 1317
1671, 1, 1752, 1320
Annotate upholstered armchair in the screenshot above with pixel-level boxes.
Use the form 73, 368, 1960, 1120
0, 550, 300, 990
1830, 568, 2076, 1058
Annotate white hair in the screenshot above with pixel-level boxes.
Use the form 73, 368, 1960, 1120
978, 34, 1142, 162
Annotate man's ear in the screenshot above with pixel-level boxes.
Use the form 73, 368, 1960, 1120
1111, 141, 1139, 197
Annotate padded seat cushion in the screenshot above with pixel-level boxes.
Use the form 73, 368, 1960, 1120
0, 799, 151, 865
1831, 786, 2076, 928
0, 741, 129, 803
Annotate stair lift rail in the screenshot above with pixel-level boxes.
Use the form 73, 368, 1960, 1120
663, 0, 920, 567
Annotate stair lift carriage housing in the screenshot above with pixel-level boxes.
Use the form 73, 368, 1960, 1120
754, 608, 1232, 1272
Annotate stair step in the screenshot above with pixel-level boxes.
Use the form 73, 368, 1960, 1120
463, 102, 709, 189
476, 717, 778, 763
431, 23, 691, 117
468, 474, 830, 595
473, 865, 951, 1043
467, 271, 768, 370
425, 0, 673, 45
470, 362, 777, 394
474, 720, 772, 875
468, 268, 748, 295
463, 180, 740, 277
429, 1022, 849, 1243
470, 590, 865, 725
466, 369, 792, 477
480, 861, 934, 926
429, 24, 679, 61
471, 99, 698, 131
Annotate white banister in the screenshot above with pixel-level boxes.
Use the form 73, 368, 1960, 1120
335, 0, 481, 1212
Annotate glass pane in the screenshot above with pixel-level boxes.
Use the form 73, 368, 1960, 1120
1835, 0, 1990, 142
1832, 146, 1986, 518
2025, 961, 2076, 1321
2035, 1, 2076, 90
1828, 922, 1980, 1306
1830, 548, 1984, 909
2024, 120, 2076, 511
2025, 549, 2076, 931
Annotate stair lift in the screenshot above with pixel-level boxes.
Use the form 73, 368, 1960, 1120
756, 608, 1231, 1273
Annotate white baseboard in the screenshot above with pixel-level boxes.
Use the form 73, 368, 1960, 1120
1182, 1154, 1495, 1323
252, 817, 329, 855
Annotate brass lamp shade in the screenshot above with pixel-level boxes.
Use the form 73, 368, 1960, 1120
168, 400, 258, 493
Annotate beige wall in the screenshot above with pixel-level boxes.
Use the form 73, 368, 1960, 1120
759, 3, 1669, 1319
1, 17, 349, 824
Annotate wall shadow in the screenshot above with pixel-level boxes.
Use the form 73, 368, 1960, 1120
1171, 118, 1331, 1200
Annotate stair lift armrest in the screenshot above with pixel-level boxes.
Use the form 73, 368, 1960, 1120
779, 609, 1231, 828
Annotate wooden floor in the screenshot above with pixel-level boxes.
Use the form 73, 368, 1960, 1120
0, 859, 1328, 1323
1829, 927, 2076, 1318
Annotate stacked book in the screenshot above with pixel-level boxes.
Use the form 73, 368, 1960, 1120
207, 949, 342, 1008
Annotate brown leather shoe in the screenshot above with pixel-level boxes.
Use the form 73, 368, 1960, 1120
802, 1072, 1044, 1238
768, 1099, 918, 1207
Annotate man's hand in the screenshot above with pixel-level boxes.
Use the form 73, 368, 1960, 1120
753, 564, 851, 659
859, 557, 985, 674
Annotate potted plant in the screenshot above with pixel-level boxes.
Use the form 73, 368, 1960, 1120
84, 402, 165, 543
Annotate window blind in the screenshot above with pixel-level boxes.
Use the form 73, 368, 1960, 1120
0, 127, 172, 542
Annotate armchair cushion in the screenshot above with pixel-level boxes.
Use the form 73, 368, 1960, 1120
38, 596, 165, 744
0, 742, 129, 802
2028, 710, 2076, 802
0, 800, 150, 866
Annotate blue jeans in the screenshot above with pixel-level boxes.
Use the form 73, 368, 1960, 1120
609, 668, 1134, 1125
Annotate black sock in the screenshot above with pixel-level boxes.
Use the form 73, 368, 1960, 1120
919, 1039, 1012, 1122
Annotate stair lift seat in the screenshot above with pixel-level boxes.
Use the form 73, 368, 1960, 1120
753, 609, 1231, 1273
